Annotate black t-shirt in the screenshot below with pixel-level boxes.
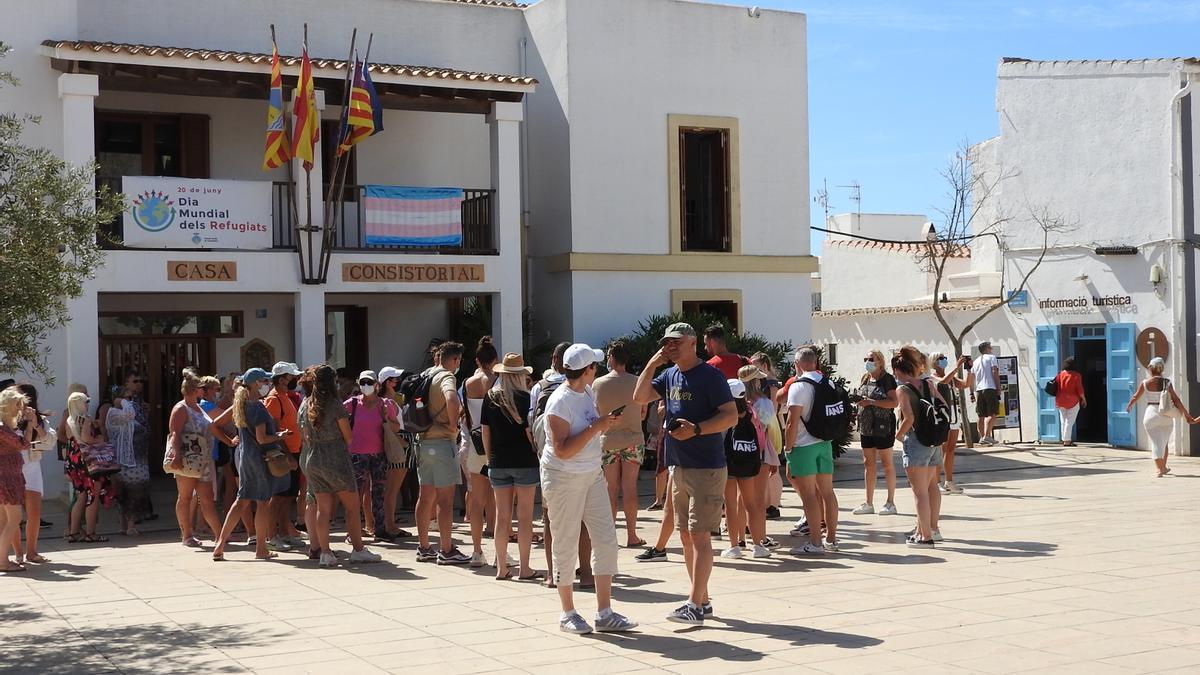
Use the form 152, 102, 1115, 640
480, 390, 537, 469
857, 372, 898, 436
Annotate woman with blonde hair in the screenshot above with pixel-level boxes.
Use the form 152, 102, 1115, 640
482, 353, 540, 580
1, 387, 35, 572
1127, 357, 1191, 477
738, 365, 777, 552
212, 369, 292, 560
12, 384, 54, 563
165, 371, 223, 547
63, 389, 114, 542
750, 353, 784, 520
852, 349, 900, 517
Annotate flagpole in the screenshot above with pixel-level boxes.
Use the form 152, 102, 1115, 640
321, 33, 373, 280
298, 23, 320, 283
319, 28, 359, 281
273, 23, 305, 283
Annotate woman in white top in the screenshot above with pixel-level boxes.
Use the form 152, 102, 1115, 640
1126, 357, 1193, 477
12, 384, 54, 564
541, 343, 636, 636
461, 336, 499, 567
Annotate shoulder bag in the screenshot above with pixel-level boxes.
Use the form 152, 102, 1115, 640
163, 431, 207, 479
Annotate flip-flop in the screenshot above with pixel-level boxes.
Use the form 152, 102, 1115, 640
625, 539, 647, 548
254, 552, 278, 560
495, 569, 514, 580
2, 563, 27, 573
212, 552, 225, 562
83, 533, 109, 543
518, 570, 545, 581
65, 533, 82, 543
25, 554, 49, 564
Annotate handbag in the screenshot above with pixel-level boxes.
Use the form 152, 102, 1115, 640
163, 431, 207, 479
383, 424, 409, 466
1157, 378, 1183, 419
463, 399, 486, 456
82, 442, 122, 478
264, 446, 295, 478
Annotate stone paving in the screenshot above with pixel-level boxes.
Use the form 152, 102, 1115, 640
3, 443, 1200, 674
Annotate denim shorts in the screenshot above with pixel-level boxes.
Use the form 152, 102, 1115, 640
902, 434, 944, 469
488, 466, 540, 488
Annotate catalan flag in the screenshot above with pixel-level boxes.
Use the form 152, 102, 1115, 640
337, 57, 382, 156
292, 42, 320, 170
261, 41, 290, 171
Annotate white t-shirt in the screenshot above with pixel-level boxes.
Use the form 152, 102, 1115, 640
541, 384, 602, 473
972, 353, 999, 391
786, 371, 824, 448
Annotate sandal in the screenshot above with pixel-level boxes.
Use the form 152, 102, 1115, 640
2, 562, 27, 573
495, 569, 514, 580
212, 552, 225, 562
518, 570, 545, 582
254, 552, 279, 560
25, 554, 49, 564
625, 539, 647, 548
83, 533, 109, 543
65, 532, 82, 543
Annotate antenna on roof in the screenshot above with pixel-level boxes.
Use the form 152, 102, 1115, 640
813, 178, 832, 226
837, 181, 861, 217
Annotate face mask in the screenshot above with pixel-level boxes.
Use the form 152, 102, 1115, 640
258, 384, 271, 397
287, 379, 298, 391
360, 385, 376, 397
864, 361, 878, 374
936, 358, 949, 369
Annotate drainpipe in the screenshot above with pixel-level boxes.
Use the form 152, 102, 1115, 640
519, 37, 534, 311
1169, 68, 1193, 455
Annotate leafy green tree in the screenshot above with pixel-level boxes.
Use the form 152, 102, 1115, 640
0, 43, 123, 380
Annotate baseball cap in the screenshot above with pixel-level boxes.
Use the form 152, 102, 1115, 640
563, 344, 605, 371
358, 370, 378, 384
241, 368, 271, 385
978, 341, 992, 353
660, 322, 697, 343
727, 378, 747, 399
378, 366, 405, 383
271, 361, 302, 377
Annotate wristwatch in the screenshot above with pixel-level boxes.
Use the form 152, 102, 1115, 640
694, 421, 703, 437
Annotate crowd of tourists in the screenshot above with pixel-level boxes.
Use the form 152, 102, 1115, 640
0, 325, 1187, 632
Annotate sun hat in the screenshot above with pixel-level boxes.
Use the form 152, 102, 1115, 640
737, 364, 767, 383
271, 361, 302, 377
728, 378, 747, 399
494, 352, 533, 375
660, 322, 697, 343
563, 344, 605, 371
241, 368, 271, 385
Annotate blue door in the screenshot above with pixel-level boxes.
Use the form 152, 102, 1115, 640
1106, 323, 1138, 448
1036, 326, 1061, 442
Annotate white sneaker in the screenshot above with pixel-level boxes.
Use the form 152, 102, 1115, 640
793, 517, 807, 530
852, 502, 875, 515
879, 502, 898, 516
823, 539, 840, 552
349, 547, 382, 564
319, 551, 338, 568
721, 546, 743, 559
931, 529, 944, 543
790, 542, 825, 555
470, 551, 487, 568
751, 544, 772, 558
945, 481, 964, 494
981, 436, 997, 446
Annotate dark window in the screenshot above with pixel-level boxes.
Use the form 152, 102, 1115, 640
95, 112, 209, 182
679, 128, 730, 252
98, 312, 242, 338
681, 300, 738, 333
826, 343, 838, 366
321, 119, 358, 202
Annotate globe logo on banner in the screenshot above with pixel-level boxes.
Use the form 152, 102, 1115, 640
130, 190, 176, 232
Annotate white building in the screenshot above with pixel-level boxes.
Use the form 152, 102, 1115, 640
815, 57, 1200, 456
2, 0, 814, 499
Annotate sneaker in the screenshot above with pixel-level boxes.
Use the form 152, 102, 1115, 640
246, 535, 257, 547
907, 538, 935, 549
415, 546, 438, 563
318, 552, 338, 568
284, 535, 307, 549
470, 551, 487, 568
721, 546, 743, 559
760, 537, 780, 549
437, 547, 472, 565
751, 544, 772, 558
931, 529, 944, 543
765, 505, 781, 519
647, 502, 664, 512
852, 502, 875, 515
666, 602, 705, 626
879, 502, 898, 516
790, 542, 825, 555
793, 517, 808, 530
985, 436, 998, 445
939, 481, 951, 494
350, 547, 382, 564
702, 600, 714, 617
559, 612, 593, 634
635, 547, 667, 562
373, 530, 398, 543
946, 481, 964, 494
594, 611, 638, 633
266, 536, 292, 552
824, 539, 840, 553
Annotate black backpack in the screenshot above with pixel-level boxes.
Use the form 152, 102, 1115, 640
398, 369, 439, 433
799, 375, 851, 441
906, 379, 951, 447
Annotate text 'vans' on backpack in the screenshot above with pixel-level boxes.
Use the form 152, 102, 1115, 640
398, 370, 437, 433
907, 379, 951, 447
800, 375, 851, 441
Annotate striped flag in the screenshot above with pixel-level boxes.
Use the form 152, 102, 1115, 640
291, 42, 320, 170
336, 57, 380, 156
261, 41, 290, 171
363, 186, 464, 247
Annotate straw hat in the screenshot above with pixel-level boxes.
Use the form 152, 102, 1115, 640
737, 364, 767, 382
494, 352, 533, 375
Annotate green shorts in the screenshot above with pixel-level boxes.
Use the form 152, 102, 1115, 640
787, 440, 834, 478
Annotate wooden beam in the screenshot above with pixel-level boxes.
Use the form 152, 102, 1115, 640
95, 74, 269, 101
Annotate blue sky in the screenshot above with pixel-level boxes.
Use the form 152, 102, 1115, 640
753, 1, 1200, 254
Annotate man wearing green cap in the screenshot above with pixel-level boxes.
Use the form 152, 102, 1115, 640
634, 322, 738, 626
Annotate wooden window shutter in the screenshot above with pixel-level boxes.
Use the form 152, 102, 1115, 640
679, 129, 689, 250
180, 114, 211, 178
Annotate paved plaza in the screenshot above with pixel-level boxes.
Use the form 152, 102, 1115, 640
3, 443, 1199, 674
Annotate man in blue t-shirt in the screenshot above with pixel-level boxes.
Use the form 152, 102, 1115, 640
634, 322, 737, 626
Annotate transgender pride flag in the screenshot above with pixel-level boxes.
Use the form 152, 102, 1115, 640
363, 185, 464, 247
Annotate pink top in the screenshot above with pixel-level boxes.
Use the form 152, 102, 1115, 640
343, 396, 398, 455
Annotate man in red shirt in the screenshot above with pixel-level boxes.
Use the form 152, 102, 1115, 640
703, 324, 749, 379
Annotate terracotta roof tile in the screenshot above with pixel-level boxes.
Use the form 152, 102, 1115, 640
814, 300, 994, 318
42, 39, 537, 86
436, 0, 527, 7
825, 238, 971, 258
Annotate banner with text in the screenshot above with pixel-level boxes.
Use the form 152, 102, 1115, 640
121, 177, 273, 249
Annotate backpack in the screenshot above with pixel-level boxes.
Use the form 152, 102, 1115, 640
798, 375, 851, 442
398, 369, 440, 433
729, 411, 763, 456
905, 379, 951, 447
531, 377, 564, 453
1043, 377, 1058, 397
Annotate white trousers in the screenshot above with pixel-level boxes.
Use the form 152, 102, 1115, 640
1057, 404, 1080, 443
540, 466, 619, 587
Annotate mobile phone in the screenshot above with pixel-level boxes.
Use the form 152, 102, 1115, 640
667, 418, 685, 432
610, 405, 627, 417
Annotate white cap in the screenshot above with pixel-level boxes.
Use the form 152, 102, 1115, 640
727, 378, 746, 399
378, 366, 405, 383
357, 370, 378, 383
271, 361, 302, 377
563, 343, 605, 371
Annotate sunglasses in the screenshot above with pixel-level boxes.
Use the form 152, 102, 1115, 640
359, 379, 376, 386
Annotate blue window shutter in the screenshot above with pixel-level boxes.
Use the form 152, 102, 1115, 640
1106, 323, 1138, 448
1036, 326, 1060, 442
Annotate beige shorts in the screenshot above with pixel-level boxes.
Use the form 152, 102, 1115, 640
671, 466, 727, 533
